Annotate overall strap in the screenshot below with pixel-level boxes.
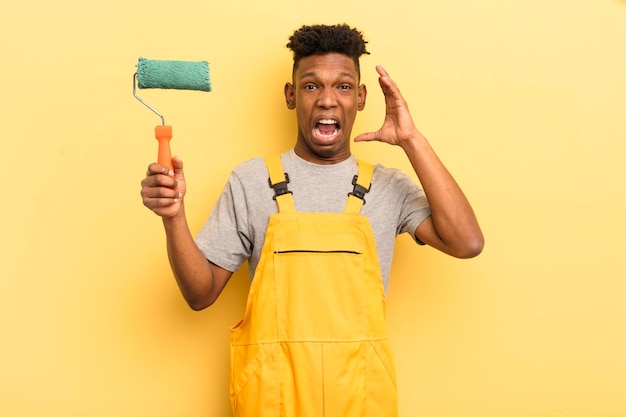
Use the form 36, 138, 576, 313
344, 160, 374, 214
265, 155, 296, 213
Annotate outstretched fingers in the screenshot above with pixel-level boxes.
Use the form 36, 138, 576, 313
354, 65, 419, 146
376, 65, 407, 107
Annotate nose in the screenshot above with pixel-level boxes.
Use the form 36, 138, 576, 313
316, 87, 337, 109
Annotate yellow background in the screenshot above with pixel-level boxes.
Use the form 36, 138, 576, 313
2, 0, 625, 416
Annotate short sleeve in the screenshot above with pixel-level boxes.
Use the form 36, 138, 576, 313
194, 172, 253, 272
396, 174, 431, 245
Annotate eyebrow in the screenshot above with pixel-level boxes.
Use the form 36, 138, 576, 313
299, 71, 356, 80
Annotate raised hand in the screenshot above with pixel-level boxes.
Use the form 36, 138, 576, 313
354, 66, 422, 148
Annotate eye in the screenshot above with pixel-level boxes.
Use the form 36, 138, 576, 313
339, 84, 352, 90
303, 84, 317, 90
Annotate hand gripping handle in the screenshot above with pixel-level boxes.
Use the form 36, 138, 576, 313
155, 125, 173, 170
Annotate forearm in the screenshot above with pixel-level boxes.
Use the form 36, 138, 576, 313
401, 133, 484, 257
162, 205, 220, 310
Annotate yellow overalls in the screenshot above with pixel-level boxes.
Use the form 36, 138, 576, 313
229, 156, 398, 417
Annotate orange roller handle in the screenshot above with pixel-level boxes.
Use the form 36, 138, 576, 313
155, 125, 173, 170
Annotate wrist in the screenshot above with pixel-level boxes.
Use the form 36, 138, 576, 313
162, 203, 187, 228
399, 130, 428, 153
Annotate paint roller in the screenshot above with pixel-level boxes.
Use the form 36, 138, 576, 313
133, 57, 212, 170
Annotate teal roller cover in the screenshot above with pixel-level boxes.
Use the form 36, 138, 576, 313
136, 57, 212, 92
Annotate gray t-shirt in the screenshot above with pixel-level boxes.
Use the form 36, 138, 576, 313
195, 149, 431, 292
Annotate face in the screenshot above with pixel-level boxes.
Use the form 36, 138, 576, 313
284, 53, 367, 164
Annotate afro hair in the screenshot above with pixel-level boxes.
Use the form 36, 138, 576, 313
286, 24, 370, 77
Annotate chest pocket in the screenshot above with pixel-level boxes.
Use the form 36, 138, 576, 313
273, 227, 368, 341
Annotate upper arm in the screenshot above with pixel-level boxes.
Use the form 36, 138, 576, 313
414, 215, 451, 255
414, 214, 484, 259
185, 260, 234, 311
207, 260, 234, 302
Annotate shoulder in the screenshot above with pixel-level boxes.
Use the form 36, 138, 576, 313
232, 157, 267, 176
227, 157, 269, 188
231, 151, 293, 177
371, 163, 417, 188
367, 162, 426, 209
227, 156, 284, 204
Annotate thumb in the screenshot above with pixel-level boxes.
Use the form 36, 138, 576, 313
172, 156, 185, 178
354, 131, 379, 143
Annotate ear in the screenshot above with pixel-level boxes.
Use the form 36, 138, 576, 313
284, 82, 296, 109
357, 84, 367, 111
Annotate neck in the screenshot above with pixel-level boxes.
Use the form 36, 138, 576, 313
293, 143, 352, 165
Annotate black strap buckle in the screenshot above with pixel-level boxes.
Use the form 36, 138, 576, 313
348, 175, 371, 204
269, 173, 292, 200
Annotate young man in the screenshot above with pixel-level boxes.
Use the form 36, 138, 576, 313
141, 24, 483, 417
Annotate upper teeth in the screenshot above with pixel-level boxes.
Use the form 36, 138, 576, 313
319, 119, 337, 125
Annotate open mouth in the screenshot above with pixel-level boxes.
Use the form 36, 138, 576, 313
313, 119, 340, 140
